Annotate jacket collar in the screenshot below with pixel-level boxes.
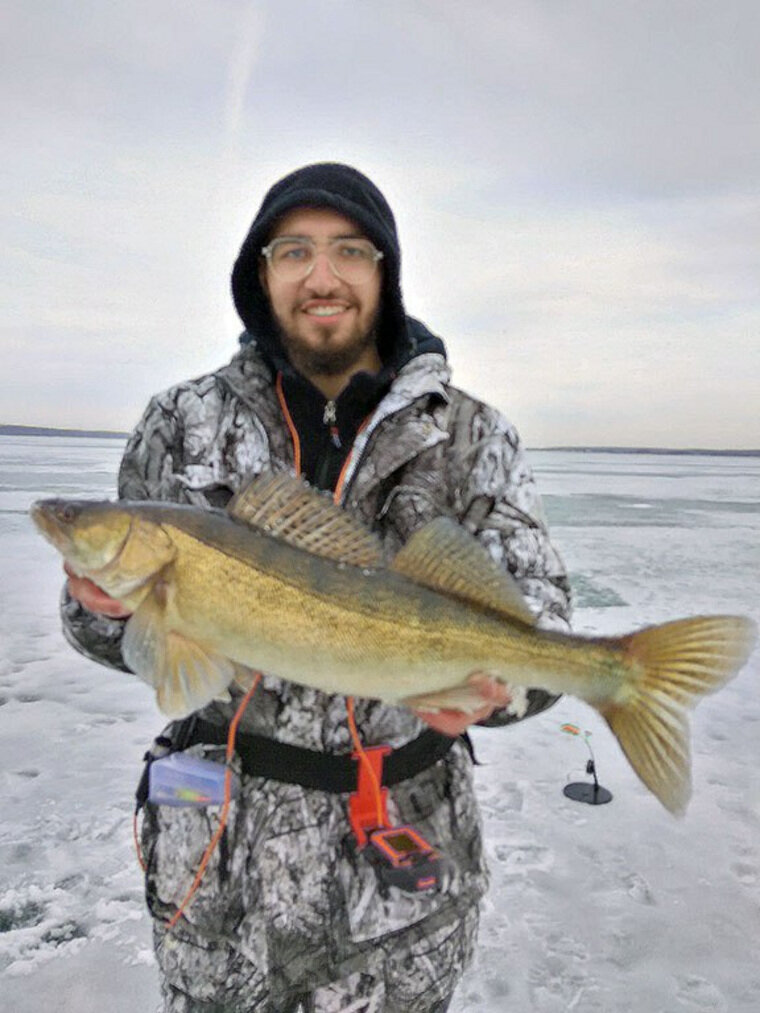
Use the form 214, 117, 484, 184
215, 340, 451, 501
220, 336, 450, 418
335, 352, 451, 501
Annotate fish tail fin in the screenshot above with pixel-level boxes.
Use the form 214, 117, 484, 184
601, 615, 756, 815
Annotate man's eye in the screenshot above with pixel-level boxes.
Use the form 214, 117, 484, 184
336, 243, 370, 260
275, 244, 310, 262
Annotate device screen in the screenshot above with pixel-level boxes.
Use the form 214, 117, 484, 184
383, 832, 420, 854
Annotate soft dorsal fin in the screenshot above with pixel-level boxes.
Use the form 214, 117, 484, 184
390, 516, 536, 625
228, 472, 384, 568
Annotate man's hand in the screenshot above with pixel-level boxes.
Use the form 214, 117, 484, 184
64, 563, 133, 618
412, 672, 512, 737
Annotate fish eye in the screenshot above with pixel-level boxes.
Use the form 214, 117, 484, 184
57, 503, 80, 523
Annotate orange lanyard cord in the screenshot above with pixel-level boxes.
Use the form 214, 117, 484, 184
164, 673, 262, 930
346, 696, 386, 830
333, 414, 372, 505
133, 812, 146, 871
275, 371, 302, 475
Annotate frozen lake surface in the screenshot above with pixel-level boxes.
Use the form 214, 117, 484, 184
1, 437, 758, 1011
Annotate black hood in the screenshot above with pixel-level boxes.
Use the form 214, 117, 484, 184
231, 162, 416, 370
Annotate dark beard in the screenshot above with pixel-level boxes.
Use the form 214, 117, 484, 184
277, 315, 380, 378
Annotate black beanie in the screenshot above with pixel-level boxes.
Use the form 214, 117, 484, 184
231, 163, 410, 366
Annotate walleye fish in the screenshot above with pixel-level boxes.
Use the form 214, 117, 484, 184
31, 473, 755, 814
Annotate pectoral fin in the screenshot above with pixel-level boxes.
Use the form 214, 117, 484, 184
123, 591, 236, 718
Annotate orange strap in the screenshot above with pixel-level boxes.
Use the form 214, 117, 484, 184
275, 371, 302, 475
164, 674, 261, 930
346, 697, 390, 847
333, 413, 371, 503
347, 746, 390, 848
133, 811, 146, 871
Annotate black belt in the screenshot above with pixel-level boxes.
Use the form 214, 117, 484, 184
178, 718, 458, 794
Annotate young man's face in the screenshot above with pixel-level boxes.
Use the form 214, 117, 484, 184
260, 207, 383, 381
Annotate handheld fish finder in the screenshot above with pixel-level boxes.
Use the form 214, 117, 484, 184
364, 825, 443, 893
346, 743, 448, 893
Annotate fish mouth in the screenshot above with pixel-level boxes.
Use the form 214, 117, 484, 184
30, 500, 61, 542
29, 499, 82, 559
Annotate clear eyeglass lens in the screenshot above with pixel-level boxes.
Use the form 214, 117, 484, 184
267, 239, 379, 282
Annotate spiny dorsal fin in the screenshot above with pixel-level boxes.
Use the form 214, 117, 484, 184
390, 516, 536, 625
228, 472, 384, 568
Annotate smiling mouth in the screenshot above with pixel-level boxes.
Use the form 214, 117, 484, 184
303, 304, 349, 317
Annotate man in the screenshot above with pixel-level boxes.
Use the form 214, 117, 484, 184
63, 163, 571, 1012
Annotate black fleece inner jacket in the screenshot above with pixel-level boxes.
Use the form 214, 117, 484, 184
279, 367, 393, 492
251, 315, 445, 493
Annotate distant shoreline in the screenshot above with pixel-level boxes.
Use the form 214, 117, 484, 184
0, 424, 129, 440
2, 424, 758, 456
533, 446, 760, 457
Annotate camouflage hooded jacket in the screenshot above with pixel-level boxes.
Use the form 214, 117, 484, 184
60, 337, 572, 968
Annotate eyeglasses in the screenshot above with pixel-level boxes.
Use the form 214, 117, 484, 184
260, 237, 384, 284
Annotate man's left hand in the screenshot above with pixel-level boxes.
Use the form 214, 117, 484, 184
413, 672, 512, 737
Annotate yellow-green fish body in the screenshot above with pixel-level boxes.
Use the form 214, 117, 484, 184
31, 473, 756, 815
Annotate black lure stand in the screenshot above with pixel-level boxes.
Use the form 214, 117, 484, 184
562, 726, 613, 806
563, 759, 613, 805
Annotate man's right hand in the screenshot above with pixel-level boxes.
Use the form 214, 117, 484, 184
64, 563, 133, 618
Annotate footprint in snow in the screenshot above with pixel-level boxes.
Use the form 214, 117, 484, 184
730, 861, 757, 885
493, 843, 553, 873
675, 975, 727, 1011
527, 956, 593, 1012
622, 871, 656, 905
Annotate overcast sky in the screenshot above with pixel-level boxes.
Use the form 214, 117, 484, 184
3, 0, 759, 447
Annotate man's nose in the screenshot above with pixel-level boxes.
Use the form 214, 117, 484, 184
304, 251, 339, 292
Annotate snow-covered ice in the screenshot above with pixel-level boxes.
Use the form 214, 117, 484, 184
1, 437, 758, 1012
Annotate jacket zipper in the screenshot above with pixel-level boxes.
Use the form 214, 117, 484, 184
323, 399, 341, 448
312, 399, 345, 492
